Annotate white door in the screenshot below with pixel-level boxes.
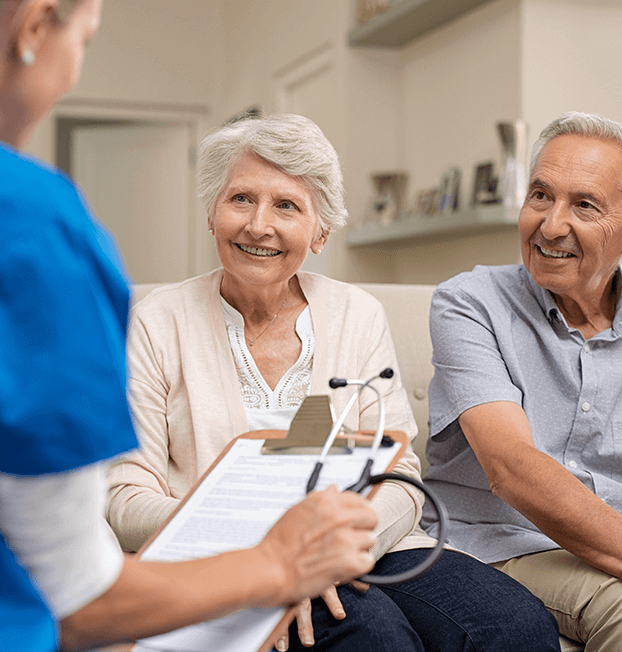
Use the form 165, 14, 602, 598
72, 122, 194, 284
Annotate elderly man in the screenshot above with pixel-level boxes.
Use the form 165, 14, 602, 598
423, 111, 622, 650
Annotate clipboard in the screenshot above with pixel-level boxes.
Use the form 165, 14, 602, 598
131, 428, 408, 652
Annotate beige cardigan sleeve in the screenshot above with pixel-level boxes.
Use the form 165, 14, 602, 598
106, 273, 249, 552
105, 312, 181, 551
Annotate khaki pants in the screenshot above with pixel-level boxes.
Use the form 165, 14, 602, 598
492, 550, 622, 652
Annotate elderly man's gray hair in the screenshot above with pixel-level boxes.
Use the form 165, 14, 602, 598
530, 111, 622, 173
197, 114, 347, 235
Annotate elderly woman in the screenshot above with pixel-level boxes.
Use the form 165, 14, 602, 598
106, 114, 561, 651
0, 3, 379, 651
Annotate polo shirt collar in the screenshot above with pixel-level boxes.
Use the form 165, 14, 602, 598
522, 267, 558, 322
524, 265, 622, 334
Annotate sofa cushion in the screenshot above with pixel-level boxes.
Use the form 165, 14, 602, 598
357, 283, 435, 474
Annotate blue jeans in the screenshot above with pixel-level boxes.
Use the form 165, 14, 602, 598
283, 549, 560, 651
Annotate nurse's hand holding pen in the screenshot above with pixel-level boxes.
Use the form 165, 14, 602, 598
262, 485, 376, 651
258, 485, 378, 605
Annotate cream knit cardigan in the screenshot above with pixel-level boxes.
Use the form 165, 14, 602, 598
106, 270, 438, 555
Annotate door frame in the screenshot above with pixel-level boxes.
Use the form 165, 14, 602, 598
51, 98, 216, 277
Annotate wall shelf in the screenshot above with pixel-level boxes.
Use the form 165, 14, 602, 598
346, 204, 518, 247
349, 0, 493, 48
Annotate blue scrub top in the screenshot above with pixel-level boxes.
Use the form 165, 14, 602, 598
0, 143, 138, 650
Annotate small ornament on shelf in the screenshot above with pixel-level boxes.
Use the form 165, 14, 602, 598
471, 162, 501, 206
356, 0, 391, 25
365, 172, 409, 225
414, 187, 440, 218
438, 166, 461, 214
411, 165, 461, 219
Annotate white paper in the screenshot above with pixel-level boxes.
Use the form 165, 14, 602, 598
136, 438, 399, 652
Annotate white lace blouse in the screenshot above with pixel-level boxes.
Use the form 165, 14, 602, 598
221, 297, 314, 431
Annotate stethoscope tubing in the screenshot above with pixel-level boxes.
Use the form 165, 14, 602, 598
308, 369, 449, 584
354, 472, 449, 584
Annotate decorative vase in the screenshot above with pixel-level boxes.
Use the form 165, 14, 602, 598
496, 120, 528, 214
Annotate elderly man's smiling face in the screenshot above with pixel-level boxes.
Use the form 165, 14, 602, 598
519, 133, 622, 302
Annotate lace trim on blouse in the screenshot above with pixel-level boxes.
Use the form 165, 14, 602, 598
221, 297, 314, 410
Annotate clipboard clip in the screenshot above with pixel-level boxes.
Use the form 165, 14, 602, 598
261, 395, 351, 455
261, 395, 394, 455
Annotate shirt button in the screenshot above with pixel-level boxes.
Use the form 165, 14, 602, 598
584, 344, 590, 353
569, 461, 578, 469
414, 387, 426, 400
581, 402, 591, 412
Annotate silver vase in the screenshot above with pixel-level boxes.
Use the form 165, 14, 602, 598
496, 120, 528, 216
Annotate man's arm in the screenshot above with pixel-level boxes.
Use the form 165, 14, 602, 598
459, 400, 622, 579
60, 486, 377, 651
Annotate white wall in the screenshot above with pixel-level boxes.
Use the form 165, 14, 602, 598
26, 0, 225, 275
215, 1, 348, 125
521, 0, 622, 139
76, 0, 223, 106
209, 0, 527, 285
25, 0, 622, 286
400, 0, 521, 204
339, 48, 402, 283
339, 0, 622, 285
28, 0, 223, 161
369, 0, 524, 284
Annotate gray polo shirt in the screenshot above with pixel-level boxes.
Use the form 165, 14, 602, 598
422, 264, 622, 563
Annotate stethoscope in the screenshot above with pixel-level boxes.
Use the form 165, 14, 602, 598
306, 368, 448, 585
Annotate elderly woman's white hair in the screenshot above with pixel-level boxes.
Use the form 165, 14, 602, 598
530, 111, 622, 173
197, 114, 348, 235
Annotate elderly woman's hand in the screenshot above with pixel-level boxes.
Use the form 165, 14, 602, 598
275, 581, 370, 650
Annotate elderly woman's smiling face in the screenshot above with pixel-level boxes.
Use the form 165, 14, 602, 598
211, 151, 327, 290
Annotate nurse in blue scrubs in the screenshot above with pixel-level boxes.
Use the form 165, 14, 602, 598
0, 2, 378, 650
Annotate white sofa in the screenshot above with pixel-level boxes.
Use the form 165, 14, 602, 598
131, 282, 583, 652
